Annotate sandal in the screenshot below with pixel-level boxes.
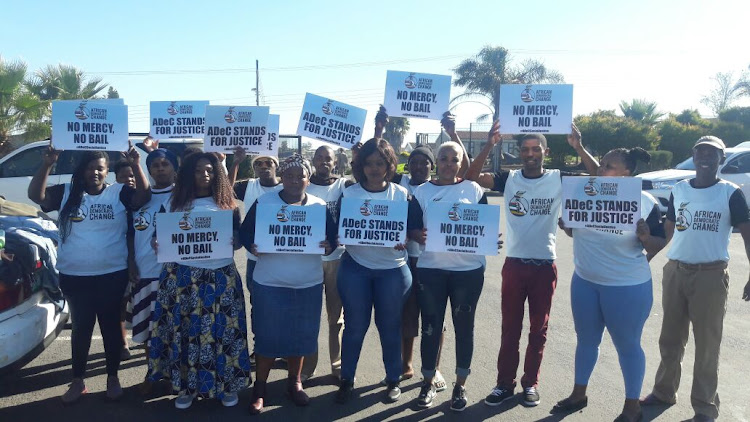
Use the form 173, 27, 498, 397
432, 370, 447, 392
551, 396, 588, 414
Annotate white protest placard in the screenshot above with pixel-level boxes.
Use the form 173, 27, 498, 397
338, 198, 407, 247
498, 84, 574, 134
425, 202, 501, 255
203, 105, 270, 154
297, 93, 366, 149
561, 176, 642, 231
255, 203, 326, 254
155, 210, 233, 263
149, 101, 208, 139
264, 114, 280, 157
383, 70, 452, 120
51, 100, 129, 151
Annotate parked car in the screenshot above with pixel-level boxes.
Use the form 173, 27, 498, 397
0, 134, 202, 217
640, 141, 750, 213
0, 203, 67, 375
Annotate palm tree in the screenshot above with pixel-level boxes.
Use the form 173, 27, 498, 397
452, 46, 564, 121
619, 99, 664, 126
0, 56, 49, 155
383, 117, 410, 154
27, 64, 108, 100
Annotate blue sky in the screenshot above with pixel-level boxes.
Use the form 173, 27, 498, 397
3, 0, 749, 143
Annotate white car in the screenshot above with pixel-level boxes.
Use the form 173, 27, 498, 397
0, 134, 202, 216
641, 142, 750, 213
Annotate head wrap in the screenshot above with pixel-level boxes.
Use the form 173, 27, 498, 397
146, 148, 179, 171
409, 145, 435, 167
278, 153, 312, 176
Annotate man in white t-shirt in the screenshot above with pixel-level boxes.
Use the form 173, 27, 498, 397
467, 122, 598, 408
640, 136, 750, 422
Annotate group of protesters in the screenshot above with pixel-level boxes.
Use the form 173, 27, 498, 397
26, 106, 750, 422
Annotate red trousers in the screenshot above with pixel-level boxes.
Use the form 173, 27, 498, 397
496, 258, 557, 389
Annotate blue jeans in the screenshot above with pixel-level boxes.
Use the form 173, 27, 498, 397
337, 253, 412, 383
571, 272, 653, 399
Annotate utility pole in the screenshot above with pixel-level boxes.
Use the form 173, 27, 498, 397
255, 60, 260, 106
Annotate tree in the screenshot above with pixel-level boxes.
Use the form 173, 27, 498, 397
619, 99, 664, 126
107, 87, 119, 99
734, 65, 750, 98
27, 64, 108, 100
701, 72, 742, 116
0, 56, 49, 155
675, 109, 710, 127
383, 117, 409, 154
452, 46, 564, 121
574, 110, 659, 156
658, 118, 708, 163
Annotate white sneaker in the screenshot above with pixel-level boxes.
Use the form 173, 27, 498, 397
221, 392, 238, 407
175, 393, 195, 409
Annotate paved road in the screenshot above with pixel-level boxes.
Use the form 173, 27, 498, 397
2, 196, 750, 421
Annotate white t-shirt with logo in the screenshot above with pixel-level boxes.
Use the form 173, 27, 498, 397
237, 179, 282, 262
500, 169, 562, 260
573, 191, 662, 286
342, 183, 409, 270
251, 192, 329, 289
58, 183, 129, 276
133, 186, 172, 279
666, 179, 749, 263
307, 177, 348, 261
411, 180, 487, 271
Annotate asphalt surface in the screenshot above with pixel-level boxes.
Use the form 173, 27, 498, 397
2, 196, 750, 421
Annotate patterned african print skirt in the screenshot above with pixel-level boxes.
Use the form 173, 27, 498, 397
147, 262, 251, 399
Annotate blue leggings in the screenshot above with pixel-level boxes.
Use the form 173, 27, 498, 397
571, 272, 652, 399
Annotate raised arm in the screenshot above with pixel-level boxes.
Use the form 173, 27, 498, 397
465, 120, 500, 189
567, 123, 599, 175
28, 143, 60, 206
125, 141, 151, 208
375, 105, 388, 139
228, 146, 247, 186
441, 112, 470, 177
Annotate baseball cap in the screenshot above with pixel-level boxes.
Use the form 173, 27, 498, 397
693, 136, 725, 152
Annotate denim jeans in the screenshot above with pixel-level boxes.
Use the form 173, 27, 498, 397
417, 266, 484, 379
337, 253, 412, 383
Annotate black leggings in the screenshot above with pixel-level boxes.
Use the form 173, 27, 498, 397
60, 270, 128, 378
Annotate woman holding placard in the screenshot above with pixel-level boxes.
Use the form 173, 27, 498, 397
239, 153, 338, 414
554, 148, 666, 422
335, 138, 412, 404
407, 141, 489, 412
148, 152, 250, 410
28, 145, 151, 404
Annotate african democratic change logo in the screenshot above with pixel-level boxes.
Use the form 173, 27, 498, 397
322, 100, 335, 115
508, 191, 530, 216
675, 202, 692, 231
359, 200, 373, 216
224, 107, 237, 123
167, 101, 179, 116
70, 206, 88, 222
448, 203, 462, 221
404, 73, 417, 89
276, 205, 290, 222
584, 178, 599, 196
133, 209, 152, 231
75, 102, 89, 120
178, 212, 194, 230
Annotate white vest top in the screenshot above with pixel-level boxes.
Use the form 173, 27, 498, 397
242, 179, 283, 261
133, 186, 172, 279
307, 178, 348, 261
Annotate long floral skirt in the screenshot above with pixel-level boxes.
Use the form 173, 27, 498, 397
147, 262, 251, 399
